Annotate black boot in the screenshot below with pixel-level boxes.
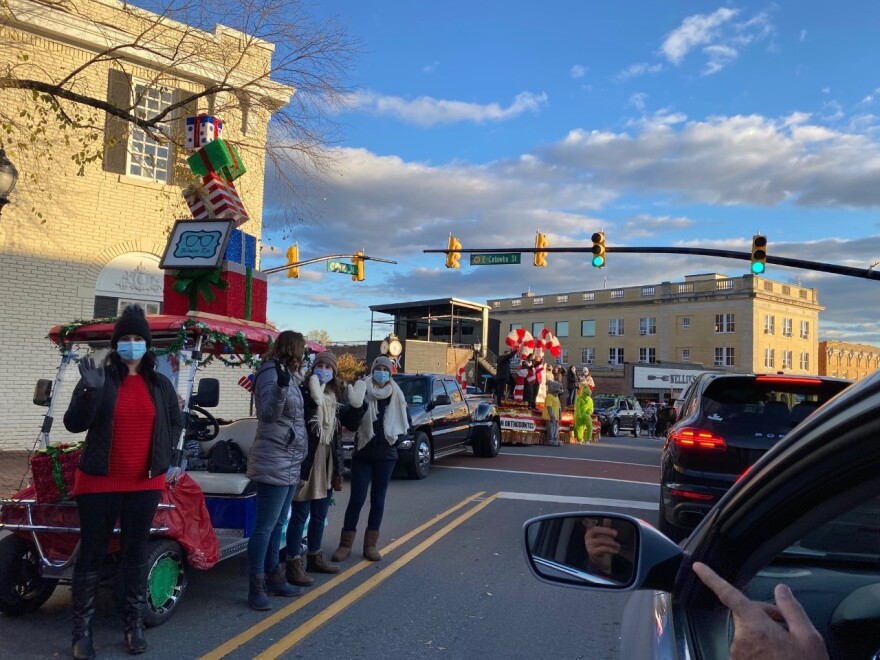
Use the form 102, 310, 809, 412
122, 563, 148, 655
71, 571, 100, 660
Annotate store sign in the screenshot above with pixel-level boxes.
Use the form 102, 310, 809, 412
500, 416, 536, 432
633, 366, 713, 390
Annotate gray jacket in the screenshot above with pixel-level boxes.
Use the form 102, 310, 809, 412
246, 359, 308, 486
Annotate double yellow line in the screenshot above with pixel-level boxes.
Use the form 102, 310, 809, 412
201, 490, 497, 660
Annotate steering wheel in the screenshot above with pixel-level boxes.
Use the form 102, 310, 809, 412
187, 405, 220, 442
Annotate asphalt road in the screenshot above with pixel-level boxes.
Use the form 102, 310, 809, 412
0, 438, 663, 659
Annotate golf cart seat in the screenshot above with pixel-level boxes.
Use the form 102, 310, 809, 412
187, 418, 258, 496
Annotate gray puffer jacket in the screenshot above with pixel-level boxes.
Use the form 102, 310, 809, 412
246, 359, 308, 486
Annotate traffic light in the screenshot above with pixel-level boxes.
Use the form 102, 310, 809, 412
286, 243, 299, 278
750, 234, 767, 274
352, 250, 365, 281
591, 231, 606, 268
533, 232, 548, 267
446, 234, 461, 269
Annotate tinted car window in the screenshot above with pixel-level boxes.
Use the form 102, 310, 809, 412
394, 377, 429, 405
444, 379, 463, 402
432, 380, 447, 402
593, 396, 616, 410
781, 494, 880, 563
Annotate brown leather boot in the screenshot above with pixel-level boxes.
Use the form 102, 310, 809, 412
331, 529, 356, 562
363, 529, 381, 562
306, 552, 340, 574
284, 556, 314, 587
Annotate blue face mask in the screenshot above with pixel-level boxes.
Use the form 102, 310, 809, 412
373, 370, 390, 385
314, 368, 334, 384
117, 340, 147, 361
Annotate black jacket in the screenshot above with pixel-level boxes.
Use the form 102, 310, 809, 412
299, 380, 365, 480
496, 351, 515, 381
64, 366, 182, 479
352, 398, 400, 462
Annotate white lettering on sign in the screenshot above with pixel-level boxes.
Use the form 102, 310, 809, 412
500, 417, 536, 432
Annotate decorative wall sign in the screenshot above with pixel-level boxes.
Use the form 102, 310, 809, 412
160, 219, 234, 269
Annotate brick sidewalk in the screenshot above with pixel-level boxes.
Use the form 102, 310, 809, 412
0, 451, 33, 497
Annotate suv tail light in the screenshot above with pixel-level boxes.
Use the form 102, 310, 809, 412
671, 427, 727, 451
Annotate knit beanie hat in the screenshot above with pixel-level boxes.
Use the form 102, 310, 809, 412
112, 304, 152, 347
372, 355, 393, 372
313, 351, 338, 372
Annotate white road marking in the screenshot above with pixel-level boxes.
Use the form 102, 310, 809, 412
497, 491, 658, 511
505, 452, 658, 468
432, 464, 657, 486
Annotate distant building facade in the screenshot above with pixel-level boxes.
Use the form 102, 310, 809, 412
819, 340, 880, 382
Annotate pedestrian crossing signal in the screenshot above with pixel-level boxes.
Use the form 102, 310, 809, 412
446, 235, 461, 269
750, 234, 767, 274
591, 232, 606, 268
533, 232, 548, 267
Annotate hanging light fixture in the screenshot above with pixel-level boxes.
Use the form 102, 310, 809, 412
0, 147, 19, 219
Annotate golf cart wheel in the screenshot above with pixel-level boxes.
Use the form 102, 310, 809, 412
143, 539, 187, 627
0, 535, 58, 616
405, 432, 432, 480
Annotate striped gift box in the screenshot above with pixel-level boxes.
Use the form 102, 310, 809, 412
183, 174, 249, 227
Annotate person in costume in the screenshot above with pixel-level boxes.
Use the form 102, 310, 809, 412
542, 381, 563, 446
574, 385, 595, 444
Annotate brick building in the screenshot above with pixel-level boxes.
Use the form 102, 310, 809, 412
0, 0, 292, 449
819, 340, 880, 383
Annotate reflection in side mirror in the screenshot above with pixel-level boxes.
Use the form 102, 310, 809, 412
33, 379, 52, 406
434, 394, 452, 407
190, 378, 220, 408
525, 515, 638, 587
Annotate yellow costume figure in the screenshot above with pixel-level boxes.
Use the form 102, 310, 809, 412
542, 388, 561, 446
573, 386, 594, 444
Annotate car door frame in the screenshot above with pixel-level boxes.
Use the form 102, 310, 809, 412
440, 377, 471, 449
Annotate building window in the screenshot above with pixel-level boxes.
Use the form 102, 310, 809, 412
764, 348, 775, 369
583, 292, 595, 301
641, 286, 655, 296
800, 352, 810, 371
533, 297, 544, 305
560, 348, 569, 363
511, 299, 521, 307
764, 281, 774, 292
681, 349, 690, 362
715, 314, 735, 333
609, 348, 624, 365
678, 283, 694, 293
128, 82, 173, 182
492, 301, 500, 308
715, 279, 734, 290
639, 347, 656, 364
610, 289, 624, 299
556, 321, 569, 337
782, 350, 793, 370
681, 316, 691, 330
510, 323, 522, 331
800, 320, 810, 339
639, 317, 656, 336
714, 347, 735, 367
117, 299, 161, 315
532, 322, 544, 336
556, 295, 569, 303
581, 320, 596, 337
608, 319, 624, 336
782, 285, 791, 295
582, 347, 595, 364
783, 318, 793, 337
764, 315, 775, 335
800, 290, 808, 299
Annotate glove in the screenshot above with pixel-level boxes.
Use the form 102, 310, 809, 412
347, 379, 367, 407
78, 357, 105, 391
332, 475, 343, 492
275, 360, 291, 388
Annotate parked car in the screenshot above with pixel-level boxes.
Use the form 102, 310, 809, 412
592, 395, 643, 437
524, 369, 880, 660
342, 373, 501, 479
659, 372, 851, 542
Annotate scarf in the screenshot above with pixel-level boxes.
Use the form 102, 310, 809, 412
357, 377, 409, 450
308, 374, 338, 445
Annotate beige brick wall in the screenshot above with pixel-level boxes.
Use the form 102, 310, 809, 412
0, 1, 287, 449
819, 340, 880, 382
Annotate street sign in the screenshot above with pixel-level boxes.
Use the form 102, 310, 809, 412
470, 253, 521, 266
327, 261, 358, 275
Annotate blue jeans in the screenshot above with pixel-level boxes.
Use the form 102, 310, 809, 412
343, 457, 396, 531
247, 482, 297, 577
287, 491, 332, 555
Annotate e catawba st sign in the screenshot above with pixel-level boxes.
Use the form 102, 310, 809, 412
470, 253, 521, 266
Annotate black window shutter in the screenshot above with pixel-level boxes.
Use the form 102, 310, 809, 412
93, 295, 119, 317
103, 69, 132, 175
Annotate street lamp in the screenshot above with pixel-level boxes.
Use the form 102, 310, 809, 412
473, 341, 482, 393
0, 147, 19, 219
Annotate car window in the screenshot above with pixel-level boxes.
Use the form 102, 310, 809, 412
444, 379, 463, 403
780, 495, 880, 563
593, 396, 615, 409
432, 380, 447, 402
395, 378, 428, 405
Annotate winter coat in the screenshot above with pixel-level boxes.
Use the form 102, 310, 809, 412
352, 397, 399, 462
299, 380, 365, 481
566, 368, 579, 389
496, 351, 515, 381
247, 359, 308, 486
64, 366, 182, 479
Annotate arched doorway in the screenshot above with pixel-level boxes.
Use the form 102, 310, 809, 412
94, 252, 164, 317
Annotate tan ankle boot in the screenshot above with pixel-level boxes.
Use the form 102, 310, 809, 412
285, 556, 314, 587
306, 552, 340, 574
363, 529, 381, 562
331, 529, 356, 562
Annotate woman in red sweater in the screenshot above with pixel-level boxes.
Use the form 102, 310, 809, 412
64, 305, 182, 659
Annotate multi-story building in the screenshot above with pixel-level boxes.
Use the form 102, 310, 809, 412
488, 273, 822, 396
819, 341, 880, 382
0, 0, 293, 449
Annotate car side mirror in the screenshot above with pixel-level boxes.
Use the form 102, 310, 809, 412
523, 513, 683, 593
432, 394, 452, 407
190, 378, 220, 408
33, 379, 52, 406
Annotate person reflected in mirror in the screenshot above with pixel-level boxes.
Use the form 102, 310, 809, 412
580, 517, 633, 584
693, 562, 829, 660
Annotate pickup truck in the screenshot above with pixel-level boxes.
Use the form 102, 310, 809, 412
342, 373, 501, 479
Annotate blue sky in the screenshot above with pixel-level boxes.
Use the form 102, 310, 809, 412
260, 2, 880, 345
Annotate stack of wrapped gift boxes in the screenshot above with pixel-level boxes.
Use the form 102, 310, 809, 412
164, 114, 268, 323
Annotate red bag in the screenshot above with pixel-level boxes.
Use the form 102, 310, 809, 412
160, 474, 219, 570
30, 443, 83, 503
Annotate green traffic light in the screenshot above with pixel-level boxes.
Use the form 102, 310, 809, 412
751, 261, 765, 274
592, 256, 605, 268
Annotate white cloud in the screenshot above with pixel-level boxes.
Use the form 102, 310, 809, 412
615, 62, 663, 82
344, 90, 549, 126
570, 64, 587, 79
799, 28, 807, 41
661, 7, 739, 65
621, 214, 696, 237
629, 93, 648, 112
422, 61, 440, 74
703, 44, 739, 75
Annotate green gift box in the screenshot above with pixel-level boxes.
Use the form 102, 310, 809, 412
187, 139, 246, 181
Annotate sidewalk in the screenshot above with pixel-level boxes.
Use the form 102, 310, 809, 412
0, 451, 33, 497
